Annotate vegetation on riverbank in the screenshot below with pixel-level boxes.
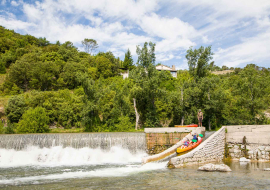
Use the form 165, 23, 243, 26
0, 26, 270, 134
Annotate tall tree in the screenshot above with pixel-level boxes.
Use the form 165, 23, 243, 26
136, 42, 155, 68
123, 49, 134, 70
186, 46, 213, 81
81, 39, 98, 54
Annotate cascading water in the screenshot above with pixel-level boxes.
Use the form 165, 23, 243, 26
0, 133, 167, 187
0, 132, 146, 151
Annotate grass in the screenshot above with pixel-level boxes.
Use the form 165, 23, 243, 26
49, 127, 144, 133
49, 128, 84, 133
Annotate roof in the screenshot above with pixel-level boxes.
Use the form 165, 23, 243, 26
156, 64, 177, 71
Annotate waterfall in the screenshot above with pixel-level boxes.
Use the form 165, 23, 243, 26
0, 133, 146, 152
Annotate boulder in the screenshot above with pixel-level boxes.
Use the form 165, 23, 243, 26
258, 146, 265, 151
239, 157, 251, 162
198, 163, 232, 172
263, 168, 270, 171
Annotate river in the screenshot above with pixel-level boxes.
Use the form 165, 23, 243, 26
0, 133, 270, 189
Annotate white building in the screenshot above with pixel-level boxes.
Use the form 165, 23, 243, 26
155, 64, 177, 78
120, 64, 177, 79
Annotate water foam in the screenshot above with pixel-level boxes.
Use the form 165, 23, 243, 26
0, 146, 147, 167
0, 162, 167, 185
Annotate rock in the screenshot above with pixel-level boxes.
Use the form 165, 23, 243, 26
198, 163, 232, 172
239, 157, 251, 162
258, 146, 265, 151
265, 147, 270, 151
248, 150, 254, 155
234, 145, 239, 149
263, 168, 270, 171
241, 145, 245, 149
234, 149, 241, 154
246, 145, 251, 150
229, 149, 234, 153
262, 151, 265, 155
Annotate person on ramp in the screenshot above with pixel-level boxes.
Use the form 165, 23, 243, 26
197, 109, 203, 127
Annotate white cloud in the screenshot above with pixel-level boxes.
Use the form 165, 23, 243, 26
11, 1, 19, 6
23, 4, 43, 22
214, 31, 270, 67
0, 16, 36, 30
2, 0, 270, 67
1, 0, 6, 5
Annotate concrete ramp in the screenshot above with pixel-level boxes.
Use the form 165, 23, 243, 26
168, 127, 225, 168
142, 127, 205, 164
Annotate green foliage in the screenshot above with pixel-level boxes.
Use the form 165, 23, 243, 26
81, 38, 98, 54
123, 49, 134, 70
5, 95, 26, 123
17, 107, 49, 133
1, 25, 270, 133
0, 121, 4, 134
186, 46, 213, 81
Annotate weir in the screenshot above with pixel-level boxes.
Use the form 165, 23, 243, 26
0, 132, 146, 152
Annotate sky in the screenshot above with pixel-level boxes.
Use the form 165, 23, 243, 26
1, 0, 270, 69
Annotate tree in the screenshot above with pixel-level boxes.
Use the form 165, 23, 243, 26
136, 42, 156, 68
5, 95, 27, 123
81, 38, 98, 54
17, 107, 50, 133
186, 46, 213, 81
123, 49, 134, 70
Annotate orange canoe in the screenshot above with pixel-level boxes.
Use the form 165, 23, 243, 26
175, 124, 198, 127
176, 138, 203, 153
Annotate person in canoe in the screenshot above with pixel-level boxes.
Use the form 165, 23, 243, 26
197, 109, 203, 127
180, 139, 190, 149
192, 133, 198, 143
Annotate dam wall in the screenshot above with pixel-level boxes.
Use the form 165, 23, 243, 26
144, 127, 198, 154
169, 127, 225, 168
225, 125, 270, 161
0, 132, 146, 153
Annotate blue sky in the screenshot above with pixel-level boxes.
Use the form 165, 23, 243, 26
1, 0, 270, 69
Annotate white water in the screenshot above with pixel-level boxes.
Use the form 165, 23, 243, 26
0, 162, 167, 185
0, 146, 167, 186
0, 146, 148, 167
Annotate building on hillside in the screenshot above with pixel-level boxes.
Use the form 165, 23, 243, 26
120, 64, 177, 79
119, 68, 129, 79
155, 64, 177, 78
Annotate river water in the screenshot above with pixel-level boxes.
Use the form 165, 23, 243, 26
0, 133, 270, 189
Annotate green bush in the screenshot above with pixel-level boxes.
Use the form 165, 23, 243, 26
17, 107, 49, 133
114, 116, 134, 132
0, 121, 4, 134
5, 95, 26, 123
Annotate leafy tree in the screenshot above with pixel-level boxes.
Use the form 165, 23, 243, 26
5, 95, 27, 123
123, 49, 134, 70
136, 42, 156, 68
17, 107, 49, 133
186, 46, 213, 81
0, 62, 6, 73
82, 38, 98, 54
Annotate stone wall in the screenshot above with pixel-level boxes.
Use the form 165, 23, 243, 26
144, 127, 197, 154
142, 127, 205, 163
146, 132, 189, 154
169, 127, 225, 168
226, 125, 270, 161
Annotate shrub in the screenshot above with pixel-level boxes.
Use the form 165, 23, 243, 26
5, 95, 26, 123
0, 121, 4, 134
17, 107, 49, 133
114, 116, 134, 132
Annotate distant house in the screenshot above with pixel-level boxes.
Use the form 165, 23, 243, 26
120, 64, 177, 79
119, 68, 129, 79
155, 64, 177, 78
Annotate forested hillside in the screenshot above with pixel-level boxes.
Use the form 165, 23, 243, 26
0, 26, 269, 134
